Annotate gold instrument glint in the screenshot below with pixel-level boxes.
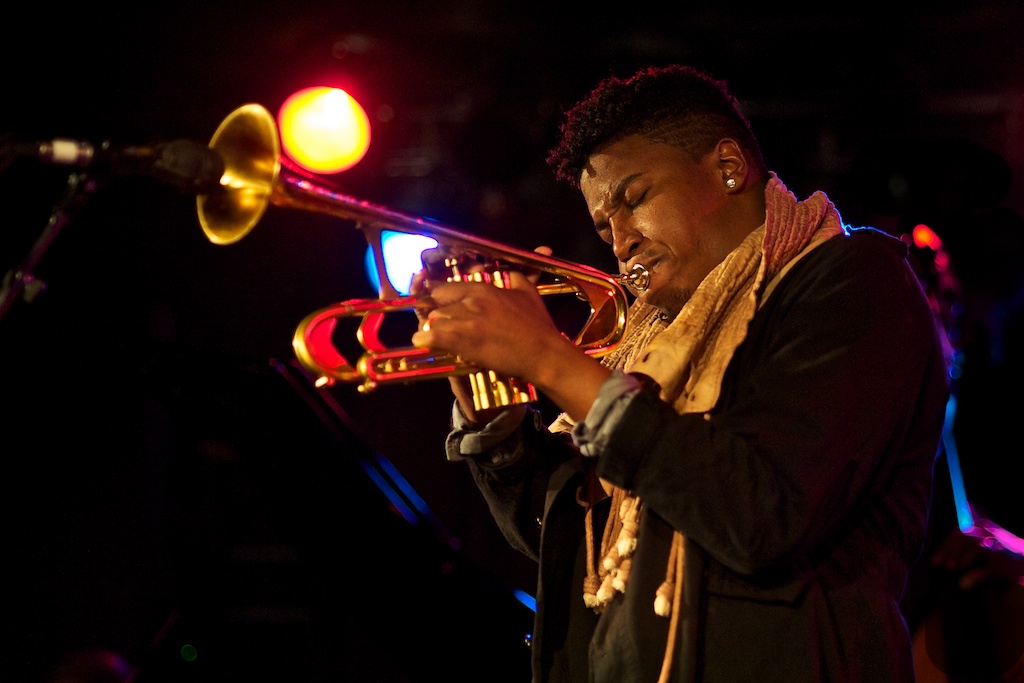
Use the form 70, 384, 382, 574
196, 103, 647, 410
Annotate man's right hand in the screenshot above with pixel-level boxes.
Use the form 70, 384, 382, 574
409, 248, 509, 426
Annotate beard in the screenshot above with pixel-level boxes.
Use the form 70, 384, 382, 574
646, 284, 691, 321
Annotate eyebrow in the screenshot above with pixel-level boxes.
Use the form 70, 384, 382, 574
594, 172, 643, 231
611, 172, 643, 202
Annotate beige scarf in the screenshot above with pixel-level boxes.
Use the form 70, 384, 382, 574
551, 173, 845, 680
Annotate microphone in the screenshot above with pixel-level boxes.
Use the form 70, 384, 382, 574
8, 138, 226, 194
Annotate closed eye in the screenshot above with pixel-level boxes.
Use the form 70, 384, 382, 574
625, 189, 646, 209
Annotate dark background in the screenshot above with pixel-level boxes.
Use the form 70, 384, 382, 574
3, 2, 1024, 681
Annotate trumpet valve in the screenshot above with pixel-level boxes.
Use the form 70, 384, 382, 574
469, 370, 537, 412
443, 255, 517, 289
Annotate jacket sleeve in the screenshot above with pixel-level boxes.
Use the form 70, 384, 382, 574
449, 404, 583, 562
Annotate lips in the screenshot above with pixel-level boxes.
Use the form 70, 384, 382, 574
628, 256, 657, 284
624, 262, 652, 292
624, 247, 663, 294
627, 255, 653, 275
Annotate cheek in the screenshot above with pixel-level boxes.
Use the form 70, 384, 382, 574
644, 207, 696, 255
639, 201, 685, 242
649, 192, 724, 257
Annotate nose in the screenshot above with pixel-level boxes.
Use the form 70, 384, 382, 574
610, 216, 643, 264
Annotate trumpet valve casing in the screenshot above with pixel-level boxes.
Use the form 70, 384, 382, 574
446, 260, 535, 409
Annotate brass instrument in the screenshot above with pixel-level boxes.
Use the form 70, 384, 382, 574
196, 103, 648, 410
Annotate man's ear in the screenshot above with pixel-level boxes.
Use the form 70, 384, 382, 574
717, 138, 747, 192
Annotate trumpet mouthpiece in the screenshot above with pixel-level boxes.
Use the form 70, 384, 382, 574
622, 264, 650, 292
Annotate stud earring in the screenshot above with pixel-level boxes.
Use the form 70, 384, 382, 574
725, 177, 737, 189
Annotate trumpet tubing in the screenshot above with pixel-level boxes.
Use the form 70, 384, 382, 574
198, 103, 641, 408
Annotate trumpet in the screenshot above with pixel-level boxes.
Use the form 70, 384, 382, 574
196, 103, 648, 410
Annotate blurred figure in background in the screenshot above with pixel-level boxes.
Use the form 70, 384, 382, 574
848, 137, 1024, 682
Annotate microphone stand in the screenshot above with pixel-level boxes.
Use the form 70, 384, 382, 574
0, 136, 225, 323
0, 170, 102, 321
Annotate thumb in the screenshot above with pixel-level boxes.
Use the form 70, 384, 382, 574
520, 245, 555, 285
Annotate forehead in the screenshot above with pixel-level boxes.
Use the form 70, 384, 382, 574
580, 136, 696, 200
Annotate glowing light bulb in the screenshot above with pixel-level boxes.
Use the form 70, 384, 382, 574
278, 86, 371, 174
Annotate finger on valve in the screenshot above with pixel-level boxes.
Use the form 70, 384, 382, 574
409, 269, 435, 326
419, 246, 448, 277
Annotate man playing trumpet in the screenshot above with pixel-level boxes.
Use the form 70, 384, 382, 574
411, 64, 950, 683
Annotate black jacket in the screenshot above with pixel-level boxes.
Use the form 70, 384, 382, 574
455, 228, 951, 682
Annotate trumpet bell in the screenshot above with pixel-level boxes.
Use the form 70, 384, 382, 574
198, 103, 281, 245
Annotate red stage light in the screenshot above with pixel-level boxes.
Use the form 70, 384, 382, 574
912, 223, 943, 251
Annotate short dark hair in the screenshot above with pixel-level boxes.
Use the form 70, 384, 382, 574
546, 65, 765, 187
